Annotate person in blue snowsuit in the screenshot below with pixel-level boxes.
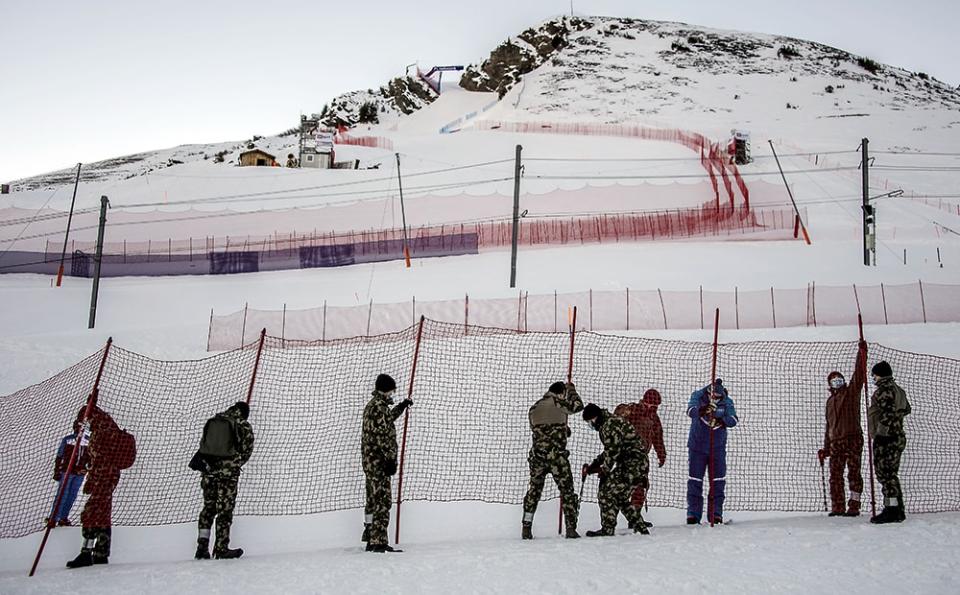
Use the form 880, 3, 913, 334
48, 423, 89, 526
686, 379, 738, 524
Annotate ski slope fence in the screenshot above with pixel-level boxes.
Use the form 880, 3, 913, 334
471, 120, 751, 209
334, 132, 395, 151
207, 280, 959, 350
2, 319, 958, 540
4, 205, 799, 278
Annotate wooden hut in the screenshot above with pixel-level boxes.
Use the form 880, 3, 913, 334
239, 149, 278, 167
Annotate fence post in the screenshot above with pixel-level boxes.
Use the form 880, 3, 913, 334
395, 316, 427, 545
812, 281, 818, 327
700, 285, 704, 330
464, 294, 469, 335
919, 280, 927, 323
770, 287, 777, 328
735, 287, 740, 330
281, 303, 287, 348
626, 287, 630, 331
240, 302, 248, 349
880, 283, 889, 325
29, 336, 113, 577
657, 288, 668, 330
207, 308, 213, 351
367, 299, 374, 336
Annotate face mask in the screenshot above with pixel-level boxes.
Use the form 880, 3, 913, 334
829, 377, 845, 389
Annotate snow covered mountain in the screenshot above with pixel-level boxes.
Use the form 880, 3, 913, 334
7, 15, 958, 193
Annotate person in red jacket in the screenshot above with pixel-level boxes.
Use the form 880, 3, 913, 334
818, 340, 868, 516
614, 389, 667, 519
67, 400, 125, 569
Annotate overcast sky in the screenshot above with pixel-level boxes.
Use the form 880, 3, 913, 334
1, 0, 957, 182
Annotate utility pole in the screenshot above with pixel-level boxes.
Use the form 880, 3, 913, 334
88, 196, 109, 329
56, 163, 82, 286
396, 153, 411, 268
861, 138, 875, 266
510, 144, 523, 288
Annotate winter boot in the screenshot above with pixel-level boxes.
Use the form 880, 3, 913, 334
521, 521, 533, 540
585, 528, 615, 537
870, 507, 896, 524
366, 543, 402, 553
711, 516, 723, 525
361, 523, 371, 543
686, 516, 700, 525
843, 499, 861, 517
894, 506, 906, 522
66, 551, 93, 569
92, 555, 108, 565
195, 537, 211, 560
213, 547, 244, 559
565, 527, 581, 539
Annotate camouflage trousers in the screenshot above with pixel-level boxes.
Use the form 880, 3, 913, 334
199, 473, 239, 552
873, 433, 907, 506
828, 436, 863, 512
81, 526, 111, 558
523, 449, 580, 531
365, 471, 392, 546
598, 456, 648, 531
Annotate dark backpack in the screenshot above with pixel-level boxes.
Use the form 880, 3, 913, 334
198, 414, 240, 459
113, 429, 137, 470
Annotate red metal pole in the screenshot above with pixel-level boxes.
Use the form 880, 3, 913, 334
29, 337, 113, 577
245, 329, 267, 405
560, 306, 578, 534
708, 308, 719, 527
395, 316, 427, 544
859, 314, 877, 517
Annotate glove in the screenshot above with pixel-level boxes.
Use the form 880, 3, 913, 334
396, 398, 413, 413
713, 406, 726, 419
383, 459, 398, 476
817, 448, 829, 464
658, 456, 666, 468
584, 460, 604, 475
54, 472, 62, 482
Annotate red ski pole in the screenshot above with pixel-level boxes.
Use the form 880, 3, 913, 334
559, 306, 578, 535
395, 316, 426, 545
708, 308, 719, 527
29, 338, 112, 577
859, 314, 877, 517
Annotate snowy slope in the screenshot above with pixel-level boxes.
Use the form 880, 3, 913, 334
2, 14, 960, 594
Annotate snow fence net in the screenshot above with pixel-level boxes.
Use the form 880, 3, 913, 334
1, 319, 958, 538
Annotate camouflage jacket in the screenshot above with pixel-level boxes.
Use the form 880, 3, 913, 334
590, 409, 646, 472
362, 390, 407, 473
868, 377, 911, 439
528, 385, 584, 456
205, 405, 255, 478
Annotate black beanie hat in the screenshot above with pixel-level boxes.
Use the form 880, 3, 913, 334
233, 401, 250, 420
871, 361, 893, 378
549, 381, 566, 395
376, 373, 397, 393
582, 403, 602, 422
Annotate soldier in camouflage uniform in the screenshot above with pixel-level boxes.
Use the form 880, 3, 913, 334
867, 361, 911, 524
195, 401, 255, 560
362, 374, 412, 552
522, 381, 584, 540
581, 403, 650, 536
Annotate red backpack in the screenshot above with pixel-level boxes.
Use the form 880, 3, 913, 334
113, 428, 137, 470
